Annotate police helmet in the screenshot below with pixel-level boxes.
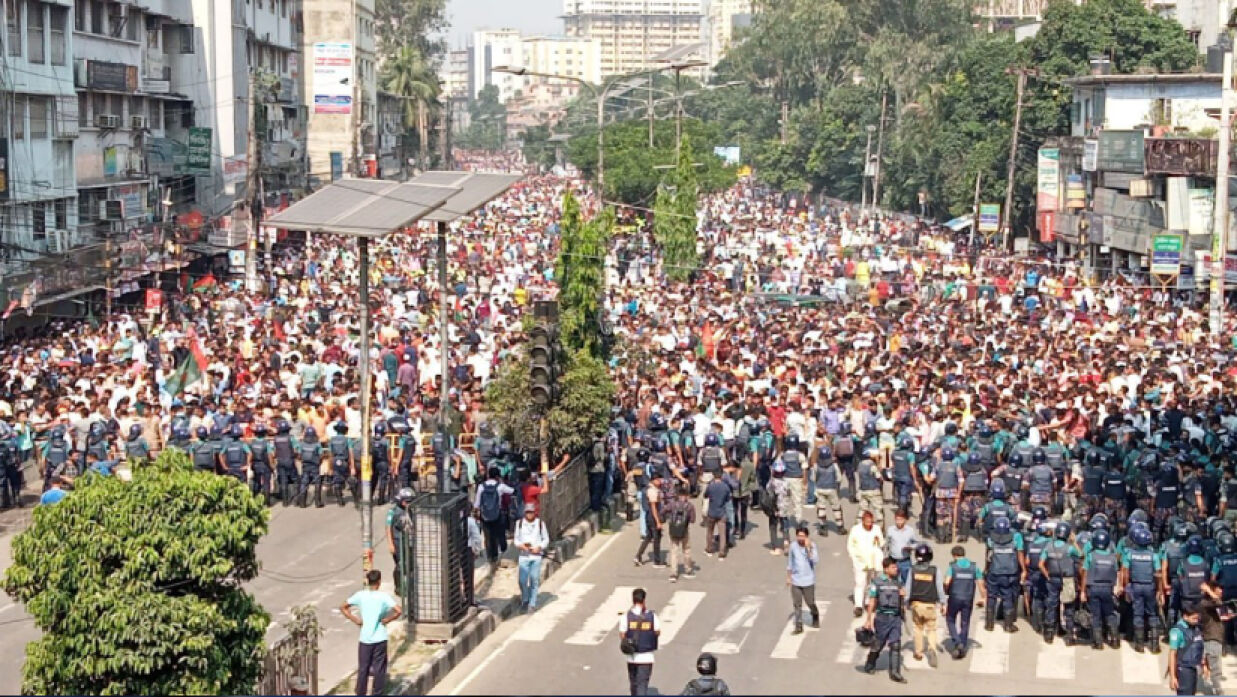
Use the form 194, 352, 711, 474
395, 487, 414, 504
993, 517, 1012, 535
1208, 517, 1229, 540
1008, 452, 1024, 468
1089, 512, 1110, 532
1132, 525, 1154, 548
977, 423, 993, 438
990, 480, 1007, 500
1128, 508, 1150, 527
649, 413, 667, 431
696, 653, 718, 677
784, 434, 800, 451
304, 427, 318, 442
704, 433, 721, 447
1054, 521, 1071, 540
940, 447, 956, 462
1186, 535, 1204, 558
1085, 450, 1102, 467
914, 543, 934, 563
1092, 530, 1112, 550
388, 417, 408, 434
374, 422, 387, 437
209, 426, 222, 439
89, 421, 105, 437
196, 426, 209, 439
50, 425, 66, 441
651, 439, 667, 454
1173, 522, 1190, 542
968, 452, 984, 466
1038, 520, 1054, 537
172, 425, 190, 441
637, 448, 650, 462
1101, 451, 1119, 469
230, 424, 243, 439
1032, 448, 1047, 465
334, 420, 348, 434
945, 423, 958, 436
898, 436, 915, 450
817, 445, 833, 460
276, 419, 291, 434
1015, 423, 1030, 439
1031, 505, 1048, 521
1220, 532, 1237, 556
128, 424, 143, 440
254, 424, 269, 437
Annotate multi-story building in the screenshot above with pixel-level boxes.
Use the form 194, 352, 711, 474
470, 28, 524, 102
562, 0, 704, 79
1145, 0, 1224, 53
442, 48, 470, 100
706, 0, 752, 67
973, 0, 1048, 28
302, 0, 379, 181
522, 35, 601, 87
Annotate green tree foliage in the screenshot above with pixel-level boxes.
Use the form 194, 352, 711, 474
558, 199, 613, 358
382, 45, 441, 169
484, 350, 616, 457
521, 123, 558, 171
457, 85, 507, 151
653, 135, 701, 283
374, 0, 447, 60
3, 450, 270, 696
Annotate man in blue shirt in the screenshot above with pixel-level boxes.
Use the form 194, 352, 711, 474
340, 569, 402, 696
944, 545, 986, 659
786, 525, 820, 634
39, 476, 68, 505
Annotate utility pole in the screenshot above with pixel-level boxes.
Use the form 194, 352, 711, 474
245, 70, 259, 292
1002, 68, 1031, 251
437, 219, 450, 494
1212, 16, 1233, 339
674, 69, 683, 161
647, 78, 654, 148
359, 235, 373, 571
970, 172, 982, 251
104, 223, 113, 321
779, 100, 789, 144
871, 90, 888, 212
862, 125, 874, 209
596, 90, 605, 194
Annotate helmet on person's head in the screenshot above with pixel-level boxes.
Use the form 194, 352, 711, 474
1032, 449, 1047, 465
1054, 521, 1071, 541
914, 543, 933, 563
940, 447, 955, 462
898, 436, 914, 450
977, 423, 993, 438
1089, 513, 1110, 532
1220, 532, 1237, 555
1031, 506, 1048, 522
649, 413, 666, 431
1092, 530, 1112, 550
696, 653, 718, 677
1085, 450, 1102, 467
254, 424, 269, 437
89, 421, 105, 437
1186, 535, 1204, 558
230, 424, 243, 439
196, 426, 209, 439
993, 517, 1012, 535
50, 425, 66, 441
395, 487, 414, 504
990, 480, 1007, 500
334, 420, 348, 434
304, 427, 318, 442
1008, 452, 1024, 468
128, 424, 143, 440
817, 445, 832, 460
1128, 508, 1150, 527
1132, 524, 1154, 548
968, 452, 983, 466
945, 423, 958, 436
651, 439, 666, 454
374, 422, 387, 437
784, 434, 800, 451
705, 433, 721, 447
1038, 520, 1054, 537
276, 419, 291, 434
209, 425, 222, 439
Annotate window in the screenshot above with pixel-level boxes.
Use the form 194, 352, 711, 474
125, 8, 137, 40
146, 26, 159, 48
12, 97, 24, 139
6, 0, 20, 57
92, 91, 106, 122
90, 0, 103, 34
74, 0, 84, 31
280, 0, 286, 17
32, 202, 47, 241
29, 96, 47, 137
177, 25, 192, 53
54, 198, 67, 229
78, 93, 88, 127
49, 5, 64, 64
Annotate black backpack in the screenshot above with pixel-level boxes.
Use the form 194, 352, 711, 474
668, 504, 689, 540
479, 482, 502, 523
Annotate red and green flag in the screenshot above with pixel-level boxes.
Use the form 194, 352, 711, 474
192, 274, 218, 293
165, 326, 208, 396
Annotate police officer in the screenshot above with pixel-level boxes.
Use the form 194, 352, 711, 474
372, 422, 392, 505
1042, 436, 1070, 514
995, 452, 1027, 514
862, 556, 908, 684
167, 423, 191, 452
85, 422, 112, 467
393, 416, 417, 490
929, 448, 961, 544
1024, 449, 1056, 515
0, 424, 18, 509
328, 421, 354, 506
475, 422, 500, 473
1081, 450, 1106, 522
698, 433, 727, 481
1123, 523, 1164, 653
221, 424, 251, 485
890, 437, 916, 514
123, 424, 151, 463
249, 424, 273, 502
959, 453, 989, 542
680, 652, 730, 696
834, 423, 858, 503
1039, 521, 1082, 645
1156, 460, 1184, 540
1173, 536, 1209, 627
944, 544, 986, 659
1168, 604, 1209, 695
905, 543, 945, 668
1101, 453, 1128, 536
272, 419, 300, 506
856, 453, 884, 527
1081, 529, 1121, 649
1211, 531, 1237, 646
387, 487, 415, 596
190, 426, 219, 473
298, 426, 325, 508
778, 435, 807, 530
42, 425, 71, 492
620, 587, 661, 696
977, 480, 1014, 538
985, 516, 1024, 634
813, 445, 843, 537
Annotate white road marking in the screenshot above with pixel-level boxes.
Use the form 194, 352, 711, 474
1035, 639, 1075, 680
447, 529, 626, 695
834, 616, 866, 664
1219, 652, 1237, 687
564, 586, 635, 645
1119, 642, 1165, 685
700, 594, 763, 654
658, 591, 706, 645
903, 619, 948, 671
511, 582, 593, 642
770, 600, 829, 659
967, 625, 1010, 675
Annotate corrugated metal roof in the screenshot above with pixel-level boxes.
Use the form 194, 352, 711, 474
405, 171, 523, 222
265, 179, 456, 237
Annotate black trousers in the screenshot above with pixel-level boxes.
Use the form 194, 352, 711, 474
626, 662, 653, 696
356, 640, 388, 696
483, 518, 507, 562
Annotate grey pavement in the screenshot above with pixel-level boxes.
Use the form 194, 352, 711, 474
430, 496, 1224, 696
0, 499, 397, 695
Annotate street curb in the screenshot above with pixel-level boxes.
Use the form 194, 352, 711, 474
348, 496, 621, 696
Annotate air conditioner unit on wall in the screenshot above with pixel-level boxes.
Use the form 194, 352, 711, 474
130, 114, 148, 129
96, 114, 120, 128
100, 200, 125, 221
46, 230, 68, 254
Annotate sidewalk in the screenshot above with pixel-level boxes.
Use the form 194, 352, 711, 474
328, 499, 622, 695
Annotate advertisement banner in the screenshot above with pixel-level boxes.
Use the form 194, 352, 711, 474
144, 288, 162, 311
1189, 188, 1214, 238
1036, 147, 1060, 212
187, 127, 211, 174
1038, 210, 1055, 244
1066, 174, 1085, 210
223, 156, 248, 184
1150, 233, 1183, 275
104, 147, 118, 177
1082, 139, 1098, 172
978, 203, 1000, 232
1097, 130, 1145, 173
313, 42, 353, 114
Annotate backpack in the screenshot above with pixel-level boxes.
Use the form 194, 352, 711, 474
668, 503, 689, 540
834, 436, 854, 458
479, 482, 501, 523
591, 440, 607, 473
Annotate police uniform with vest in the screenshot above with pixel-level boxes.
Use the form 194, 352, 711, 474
985, 528, 1023, 632
932, 458, 961, 543
397, 432, 417, 488
191, 438, 219, 473
699, 446, 725, 477
0, 435, 17, 509
372, 434, 392, 504
1026, 463, 1055, 508
1025, 531, 1052, 631
814, 458, 844, 534
1040, 539, 1082, 643
249, 436, 273, 499
297, 439, 326, 507
1155, 466, 1182, 535
1169, 617, 1206, 695
945, 557, 983, 656
43, 436, 71, 491
1081, 460, 1106, 520
1083, 546, 1121, 648
1101, 466, 1128, 529
1123, 543, 1164, 650
1213, 552, 1237, 611
856, 458, 884, 527
387, 502, 414, 594
864, 571, 908, 682
221, 438, 251, 485
890, 448, 915, 511
86, 436, 111, 467
123, 435, 151, 462
1175, 554, 1209, 617
907, 561, 944, 662
273, 434, 300, 505
328, 434, 354, 504
977, 499, 1012, 537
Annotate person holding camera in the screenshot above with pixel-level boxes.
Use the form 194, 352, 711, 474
619, 588, 661, 696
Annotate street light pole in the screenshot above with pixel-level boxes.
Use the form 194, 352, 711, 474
862, 125, 874, 210
1212, 24, 1232, 339
358, 235, 373, 571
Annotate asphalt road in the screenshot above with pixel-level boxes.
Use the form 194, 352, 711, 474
431, 497, 1232, 696
0, 499, 392, 695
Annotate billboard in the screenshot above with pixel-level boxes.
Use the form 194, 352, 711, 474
1036, 147, 1060, 212
187, 127, 212, 174
1096, 130, 1145, 173
978, 203, 1000, 232
313, 42, 353, 114
1150, 233, 1183, 275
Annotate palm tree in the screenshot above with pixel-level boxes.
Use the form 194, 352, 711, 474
382, 45, 440, 172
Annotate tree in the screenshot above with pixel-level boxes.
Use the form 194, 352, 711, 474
382, 45, 441, 172
3, 450, 270, 695
653, 134, 701, 283
521, 123, 558, 171
374, 0, 447, 61
457, 85, 506, 151
484, 350, 616, 458
557, 194, 612, 358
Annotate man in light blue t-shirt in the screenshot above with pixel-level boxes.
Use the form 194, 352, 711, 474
340, 569, 402, 696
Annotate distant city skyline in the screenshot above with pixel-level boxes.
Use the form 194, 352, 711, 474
446, 0, 563, 47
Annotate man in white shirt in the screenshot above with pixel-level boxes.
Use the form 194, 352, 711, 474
847, 511, 885, 617
513, 502, 550, 612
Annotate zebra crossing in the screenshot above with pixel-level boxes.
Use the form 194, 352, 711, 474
511, 582, 1179, 688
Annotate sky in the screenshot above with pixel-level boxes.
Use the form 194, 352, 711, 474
445, 0, 563, 48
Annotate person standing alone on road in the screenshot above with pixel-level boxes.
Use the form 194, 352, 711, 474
620, 588, 661, 696
848, 510, 885, 617
787, 525, 821, 634
514, 502, 550, 613
340, 569, 402, 697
